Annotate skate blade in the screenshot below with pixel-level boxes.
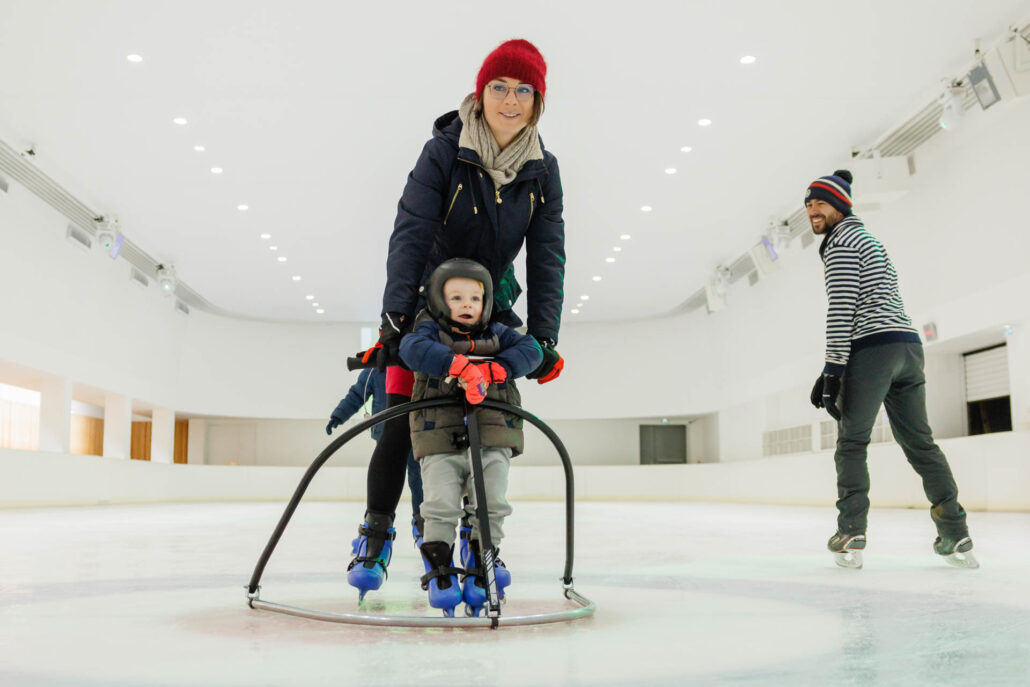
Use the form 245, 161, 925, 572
833, 550, 863, 569
943, 550, 980, 569
441, 607, 456, 618
464, 604, 482, 617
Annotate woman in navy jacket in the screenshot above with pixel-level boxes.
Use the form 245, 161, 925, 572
347, 39, 566, 598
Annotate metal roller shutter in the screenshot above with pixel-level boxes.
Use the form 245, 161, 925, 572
964, 345, 1009, 402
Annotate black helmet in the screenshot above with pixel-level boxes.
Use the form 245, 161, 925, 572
425, 258, 493, 332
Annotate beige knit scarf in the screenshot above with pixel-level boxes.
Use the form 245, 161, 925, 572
458, 94, 543, 190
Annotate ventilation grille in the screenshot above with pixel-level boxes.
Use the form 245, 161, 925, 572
65, 224, 91, 250
129, 267, 150, 288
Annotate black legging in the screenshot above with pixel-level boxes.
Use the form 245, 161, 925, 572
366, 393, 413, 515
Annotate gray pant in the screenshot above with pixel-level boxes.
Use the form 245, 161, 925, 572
835, 342, 968, 538
420, 447, 513, 546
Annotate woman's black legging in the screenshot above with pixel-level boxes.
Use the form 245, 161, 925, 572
366, 393, 413, 516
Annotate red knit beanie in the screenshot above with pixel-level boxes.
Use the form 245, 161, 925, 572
475, 39, 547, 100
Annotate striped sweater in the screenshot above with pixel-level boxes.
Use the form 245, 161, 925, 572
820, 216, 920, 375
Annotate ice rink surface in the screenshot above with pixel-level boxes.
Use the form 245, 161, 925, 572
1, 500, 1027, 686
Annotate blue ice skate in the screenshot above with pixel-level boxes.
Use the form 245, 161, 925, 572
460, 536, 511, 617
346, 512, 396, 601
412, 514, 424, 548
419, 541, 464, 617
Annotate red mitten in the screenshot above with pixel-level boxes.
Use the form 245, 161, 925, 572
537, 353, 564, 384
448, 355, 487, 404
475, 362, 508, 385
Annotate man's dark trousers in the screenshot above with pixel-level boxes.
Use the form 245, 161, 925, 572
834, 341, 968, 538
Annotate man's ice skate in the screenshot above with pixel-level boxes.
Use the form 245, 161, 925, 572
827, 531, 866, 569
934, 535, 979, 569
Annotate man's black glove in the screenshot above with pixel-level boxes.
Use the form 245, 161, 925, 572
525, 336, 564, 384
368, 312, 409, 372
326, 414, 344, 435
810, 373, 842, 421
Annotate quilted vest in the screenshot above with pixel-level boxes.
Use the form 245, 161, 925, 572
409, 315, 525, 460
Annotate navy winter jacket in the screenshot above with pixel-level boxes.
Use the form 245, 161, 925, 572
383, 111, 566, 343
399, 320, 543, 382
331, 368, 387, 440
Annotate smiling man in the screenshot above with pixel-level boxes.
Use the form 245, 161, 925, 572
805, 170, 977, 570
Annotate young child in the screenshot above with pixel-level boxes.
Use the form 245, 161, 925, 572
399, 258, 543, 617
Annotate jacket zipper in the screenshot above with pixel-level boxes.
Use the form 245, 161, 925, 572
444, 184, 462, 225
527, 192, 535, 228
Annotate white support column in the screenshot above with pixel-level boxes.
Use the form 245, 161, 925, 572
151, 407, 175, 464
1007, 321, 1030, 431
103, 394, 132, 460
186, 418, 207, 465
38, 377, 72, 453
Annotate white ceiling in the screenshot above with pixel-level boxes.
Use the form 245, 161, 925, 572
1, 0, 1027, 323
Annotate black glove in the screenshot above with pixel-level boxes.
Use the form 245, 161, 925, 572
525, 336, 563, 383
373, 311, 409, 372
326, 415, 344, 435
810, 375, 825, 409
816, 374, 842, 421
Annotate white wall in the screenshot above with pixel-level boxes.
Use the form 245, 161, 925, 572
1, 90, 1029, 461
4, 431, 1027, 511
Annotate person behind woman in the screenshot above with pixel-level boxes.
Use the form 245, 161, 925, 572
347, 39, 566, 599
325, 367, 423, 545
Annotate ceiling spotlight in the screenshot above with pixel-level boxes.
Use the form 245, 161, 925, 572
237, 204, 249, 211
312, 302, 320, 307
640, 205, 652, 212
269, 245, 278, 251
156, 264, 176, 296
210, 167, 223, 174
193, 145, 206, 152
127, 54, 143, 63
260, 233, 271, 239
620, 234, 631, 240
680, 146, 693, 153
613, 246, 622, 252
712, 265, 731, 297
740, 55, 756, 65
316, 309, 325, 314
305, 295, 315, 300
698, 118, 712, 127
592, 276, 602, 282
770, 219, 792, 252
94, 216, 123, 259
571, 309, 580, 314
664, 168, 677, 175
291, 275, 301, 281
173, 117, 188, 126
938, 85, 965, 130
576, 302, 583, 308
277, 256, 287, 263
580, 295, 590, 301
605, 257, 615, 263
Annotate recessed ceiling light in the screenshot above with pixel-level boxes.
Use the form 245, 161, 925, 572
605, 257, 615, 263
680, 146, 693, 153
291, 275, 301, 281
581, 295, 590, 300
571, 309, 580, 314
740, 55, 757, 65
698, 119, 712, 127
237, 204, 249, 211
640, 205, 652, 212
127, 54, 143, 63
620, 234, 631, 240
316, 309, 325, 314
173, 117, 188, 126
312, 302, 320, 307
277, 256, 287, 263
193, 145, 205, 152
576, 302, 583, 308
305, 295, 315, 300
665, 168, 677, 175
269, 245, 278, 251
260, 233, 271, 239
592, 276, 601, 282
210, 167, 223, 174
613, 246, 622, 252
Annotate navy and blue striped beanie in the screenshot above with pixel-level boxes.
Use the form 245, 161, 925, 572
805, 170, 853, 216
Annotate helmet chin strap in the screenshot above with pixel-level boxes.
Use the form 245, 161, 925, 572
443, 315, 485, 335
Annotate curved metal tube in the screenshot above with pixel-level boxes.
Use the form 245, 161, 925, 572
245, 395, 591, 627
